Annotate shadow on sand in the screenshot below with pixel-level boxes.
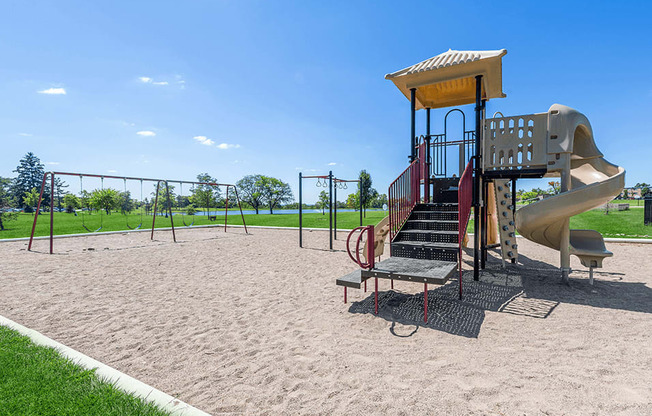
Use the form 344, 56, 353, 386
348, 248, 652, 338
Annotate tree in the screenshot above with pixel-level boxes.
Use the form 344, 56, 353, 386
317, 190, 329, 214
346, 193, 359, 210
90, 188, 120, 214
12, 152, 46, 211
357, 170, 377, 217
547, 181, 561, 195
190, 173, 219, 213
63, 194, 81, 213
0, 177, 18, 231
371, 193, 388, 209
52, 178, 68, 210
23, 188, 40, 214
623, 189, 629, 199
118, 191, 136, 214
236, 175, 265, 214
260, 176, 293, 214
151, 183, 176, 216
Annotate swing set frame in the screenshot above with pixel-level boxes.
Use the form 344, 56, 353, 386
28, 171, 248, 254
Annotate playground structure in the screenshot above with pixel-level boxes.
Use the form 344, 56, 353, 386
298, 171, 362, 250
27, 171, 248, 254
338, 48, 625, 320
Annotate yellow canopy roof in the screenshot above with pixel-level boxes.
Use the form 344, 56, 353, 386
385, 49, 507, 110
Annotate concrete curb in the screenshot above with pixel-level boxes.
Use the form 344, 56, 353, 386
3, 225, 651, 244
0, 315, 211, 416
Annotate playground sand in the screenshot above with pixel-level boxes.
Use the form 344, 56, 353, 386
1, 227, 651, 415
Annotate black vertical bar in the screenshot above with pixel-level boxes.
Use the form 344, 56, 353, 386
481, 180, 487, 268
299, 172, 302, 248
426, 108, 431, 203
334, 179, 337, 240
328, 171, 333, 251
473, 75, 483, 281
359, 176, 362, 226
511, 178, 517, 263
410, 88, 416, 163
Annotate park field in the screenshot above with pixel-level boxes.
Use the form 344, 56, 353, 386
0, 208, 649, 240
0, 210, 388, 240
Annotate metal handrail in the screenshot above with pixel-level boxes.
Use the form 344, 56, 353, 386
388, 159, 421, 241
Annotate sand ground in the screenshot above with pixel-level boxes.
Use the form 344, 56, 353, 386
1, 227, 651, 415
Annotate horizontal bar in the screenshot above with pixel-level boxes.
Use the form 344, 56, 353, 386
49, 171, 235, 187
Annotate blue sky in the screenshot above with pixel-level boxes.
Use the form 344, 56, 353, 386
1, 0, 650, 203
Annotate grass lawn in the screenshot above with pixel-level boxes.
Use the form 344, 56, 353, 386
0, 210, 388, 239
466, 208, 650, 238
0, 325, 171, 416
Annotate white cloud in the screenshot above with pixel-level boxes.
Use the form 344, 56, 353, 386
217, 143, 240, 150
46, 161, 60, 165
152, 81, 168, 86
137, 130, 156, 137
138, 77, 152, 83
139, 76, 173, 86
108, 169, 118, 173
194, 135, 215, 146
19, 133, 33, 137
38, 87, 66, 95
327, 162, 337, 166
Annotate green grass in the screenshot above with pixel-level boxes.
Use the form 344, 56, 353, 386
0, 325, 171, 416
1, 206, 648, 239
466, 208, 650, 238
0, 210, 388, 239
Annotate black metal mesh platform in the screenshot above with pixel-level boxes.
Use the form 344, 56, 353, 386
360, 257, 457, 285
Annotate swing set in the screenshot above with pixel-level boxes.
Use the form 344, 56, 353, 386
298, 170, 362, 250
28, 171, 248, 254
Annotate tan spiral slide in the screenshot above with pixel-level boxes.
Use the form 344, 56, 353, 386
514, 104, 625, 280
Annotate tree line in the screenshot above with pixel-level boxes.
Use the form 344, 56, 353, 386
0, 152, 383, 230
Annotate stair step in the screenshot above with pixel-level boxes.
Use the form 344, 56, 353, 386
415, 203, 458, 212
391, 241, 459, 262
410, 210, 458, 221
403, 219, 459, 232
395, 229, 459, 243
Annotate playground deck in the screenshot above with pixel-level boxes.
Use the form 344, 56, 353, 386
1, 228, 650, 415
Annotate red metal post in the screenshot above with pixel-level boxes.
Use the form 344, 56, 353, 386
28, 173, 49, 251
424, 283, 428, 322
224, 186, 229, 232
344, 287, 347, 304
233, 186, 248, 234
50, 173, 54, 254
374, 277, 378, 314
364, 280, 367, 292
151, 181, 161, 240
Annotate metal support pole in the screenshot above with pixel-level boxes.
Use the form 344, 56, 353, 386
473, 75, 483, 281
426, 108, 431, 202
481, 179, 487, 269
329, 171, 333, 251
151, 181, 161, 240
28, 173, 49, 251
424, 283, 428, 323
359, 177, 362, 226
374, 277, 378, 315
50, 172, 54, 254
299, 173, 302, 247
410, 88, 417, 163
344, 287, 347, 304
233, 186, 248, 234
334, 180, 337, 240
560, 160, 572, 283
165, 181, 176, 243
511, 178, 517, 264
224, 186, 229, 232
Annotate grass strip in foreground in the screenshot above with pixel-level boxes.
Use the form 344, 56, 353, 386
0, 325, 171, 416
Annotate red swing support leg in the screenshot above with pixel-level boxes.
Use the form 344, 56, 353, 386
424, 283, 428, 323
28, 173, 49, 252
